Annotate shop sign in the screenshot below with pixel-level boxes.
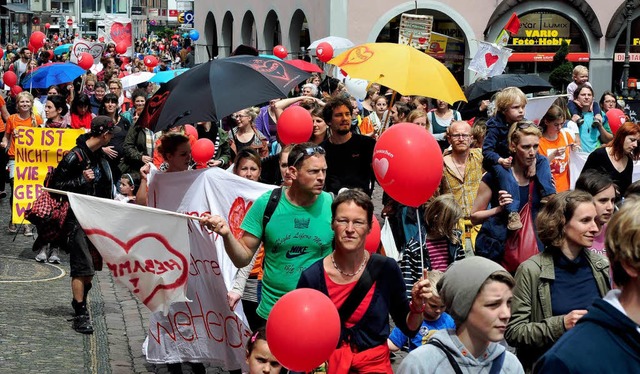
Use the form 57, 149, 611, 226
614, 53, 640, 62
512, 13, 571, 46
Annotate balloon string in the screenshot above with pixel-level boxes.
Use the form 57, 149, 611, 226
416, 206, 425, 275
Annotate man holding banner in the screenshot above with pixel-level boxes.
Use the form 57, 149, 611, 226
50, 116, 120, 334
204, 142, 334, 327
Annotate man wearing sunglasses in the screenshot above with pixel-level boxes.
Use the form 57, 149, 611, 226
321, 97, 376, 196
203, 142, 334, 328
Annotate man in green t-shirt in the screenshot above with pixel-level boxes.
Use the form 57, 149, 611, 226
204, 142, 334, 325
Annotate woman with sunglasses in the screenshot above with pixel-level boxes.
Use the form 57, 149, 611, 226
472, 121, 545, 266
538, 105, 577, 193
228, 107, 268, 159
99, 93, 131, 181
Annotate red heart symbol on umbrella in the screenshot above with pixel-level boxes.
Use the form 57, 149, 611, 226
228, 197, 253, 240
249, 59, 291, 82
418, 37, 427, 44
111, 22, 132, 46
337, 46, 374, 67
85, 229, 189, 307
484, 53, 499, 67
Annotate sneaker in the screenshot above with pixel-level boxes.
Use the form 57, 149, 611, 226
35, 248, 48, 262
507, 212, 523, 231
48, 247, 61, 264
8, 224, 17, 233
72, 314, 94, 334
24, 225, 33, 237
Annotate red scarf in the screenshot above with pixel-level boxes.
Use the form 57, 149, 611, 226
71, 113, 92, 129
328, 343, 392, 374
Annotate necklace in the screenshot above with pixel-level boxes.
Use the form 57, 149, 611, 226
331, 252, 368, 277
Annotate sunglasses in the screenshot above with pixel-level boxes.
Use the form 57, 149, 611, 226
291, 146, 326, 167
516, 121, 538, 130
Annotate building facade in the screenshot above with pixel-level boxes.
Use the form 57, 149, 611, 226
194, 0, 640, 96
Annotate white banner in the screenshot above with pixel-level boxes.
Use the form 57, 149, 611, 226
98, 15, 134, 56
69, 38, 106, 64
525, 95, 563, 126
67, 193, 191, 314
469, 41, 512, 78
144, 167, 275, 370
399, 13, 433, 49
569, 151, 640, 189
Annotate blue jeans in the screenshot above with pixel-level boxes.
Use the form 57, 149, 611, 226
489, 154, 555, 214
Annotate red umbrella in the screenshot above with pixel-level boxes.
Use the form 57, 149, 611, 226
285, 59, 323, 73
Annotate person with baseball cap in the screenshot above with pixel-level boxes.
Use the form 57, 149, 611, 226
49, 115, 120, 334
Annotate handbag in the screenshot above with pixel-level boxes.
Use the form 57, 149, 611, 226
251, 128, 270, 158
502, 180, 539, 273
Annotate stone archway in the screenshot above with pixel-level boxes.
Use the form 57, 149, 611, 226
289, 9, 310, 58
240, 11, 257, 48
221, 11, 234, 57
204, 11, 218, 59
263, 10, 282, 55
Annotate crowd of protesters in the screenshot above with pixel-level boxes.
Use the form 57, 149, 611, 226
0, 35, 639, 373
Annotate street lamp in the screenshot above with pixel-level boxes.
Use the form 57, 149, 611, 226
621, 0, 634, 98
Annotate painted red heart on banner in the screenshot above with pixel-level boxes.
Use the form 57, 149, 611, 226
418, 37, 427, 44
228, 197, 253, 240
84, 229, 189, 306
484, 53, 499, 67
72, 41, 105, 60
111, 22, 132, 47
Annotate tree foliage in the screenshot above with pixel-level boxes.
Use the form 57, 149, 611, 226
549, 41, 573, 92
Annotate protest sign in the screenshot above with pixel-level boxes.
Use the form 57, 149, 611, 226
469, 41, 512, 78
69, 38, 106, 64
68, 192, 192, 314
399, 13, 433, 49
141, 167, 275, 371
98, 14, 133, 55
13, 128, 84, 223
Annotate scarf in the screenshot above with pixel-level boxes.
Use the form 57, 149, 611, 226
71, 113, 93, 130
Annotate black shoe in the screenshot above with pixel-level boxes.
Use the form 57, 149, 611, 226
72, 314, 94, 334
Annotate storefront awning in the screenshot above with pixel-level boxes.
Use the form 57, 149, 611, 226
509, 52, 589, 63
1, 3, 34, 14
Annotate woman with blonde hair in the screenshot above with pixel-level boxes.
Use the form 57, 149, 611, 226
407, 109, 429, 130
229, 106, 268, 158
0, 91, 43, 234
400, 194, 465, 297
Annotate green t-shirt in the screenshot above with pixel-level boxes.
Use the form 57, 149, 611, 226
241, 189, 334, 319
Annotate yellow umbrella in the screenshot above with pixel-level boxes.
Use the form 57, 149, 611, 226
329, 43, 467, 104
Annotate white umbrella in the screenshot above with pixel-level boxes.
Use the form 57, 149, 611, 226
308, 36, 355, 52
120, 72, 155, 89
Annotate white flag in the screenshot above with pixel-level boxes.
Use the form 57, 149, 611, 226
469, 41, 512, 78
524, 95, 564, 127
67, 192, 191, 315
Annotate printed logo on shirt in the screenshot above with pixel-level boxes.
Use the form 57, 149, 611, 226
294, 217, 310, 229
285, 246, 308, 259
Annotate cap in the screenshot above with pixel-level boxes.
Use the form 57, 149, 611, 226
91, 115, 121, 135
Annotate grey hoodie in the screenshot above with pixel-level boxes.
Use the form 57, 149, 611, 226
397, 330, 524, 374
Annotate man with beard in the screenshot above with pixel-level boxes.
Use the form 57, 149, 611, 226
321, 97, 376, 196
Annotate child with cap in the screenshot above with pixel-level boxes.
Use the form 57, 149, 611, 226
387, 270, 456, 352
397, 257, 524, 373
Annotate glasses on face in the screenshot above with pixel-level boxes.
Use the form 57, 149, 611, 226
449, 133, 471, 139
334, 218, 368, 229
291, 146, 326, 167
233, 114, 250, 119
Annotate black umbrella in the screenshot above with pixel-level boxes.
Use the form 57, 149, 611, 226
465, 74, 553, 103
139, 56, 312, 132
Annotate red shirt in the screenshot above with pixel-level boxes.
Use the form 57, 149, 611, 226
325, 271, 375, 328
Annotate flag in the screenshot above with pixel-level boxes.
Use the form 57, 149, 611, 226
504, 12, 521, 35
468, 41, 512, 78
524, 95, 564, 127
67, 192, 192, 315
495, 29, 510, 47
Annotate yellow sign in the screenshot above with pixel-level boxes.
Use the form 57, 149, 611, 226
427, 33, 448, 54
13, 128, 84, 223
512, 30, 571, 46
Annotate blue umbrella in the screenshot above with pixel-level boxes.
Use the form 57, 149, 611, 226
148, 68, 189, 83
21, 62, 86, 89
54, 44, 73, 56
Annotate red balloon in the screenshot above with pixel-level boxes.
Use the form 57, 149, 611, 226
0, 48, 4, 59
605, 108, 626, 135
172, 34, 179, 39
45, 23, 51, 29
364, 216, 381, 254
10, 85, 22, 96
77, 52, 94, 70
115, 42, 128, 54
53, 34, 59, 41
373, 123, 443, 207
277, 106, 313, 145
47, 50, 54, 60
29, 31, 46, 49
273, 45, 287, 59
158, 44, 165, 51
184, 124, 198, 140
316, 42, 334, 63
191, 138, 215, 163
3, 71, 18, 87
28, 43, 38, 54
267, 289, 340, 372
8, 64, 14, 72
171, 40, 178, 47
143, 55, 158, 67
